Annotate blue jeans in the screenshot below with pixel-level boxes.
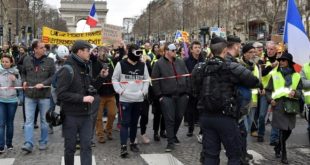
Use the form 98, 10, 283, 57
258, 95, 269, 137
119, 102, 142, 145
243, 107, 257, 132
258, 95, 279, 142
24, 97, 50, 146
0, 102, 18, 149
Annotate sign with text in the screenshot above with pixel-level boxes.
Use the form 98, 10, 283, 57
42, 26, 103, 46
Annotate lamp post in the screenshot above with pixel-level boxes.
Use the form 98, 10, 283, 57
8, 19, 12, 44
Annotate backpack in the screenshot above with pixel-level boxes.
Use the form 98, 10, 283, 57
51, 64, 74, 105
199, 59, 237, 116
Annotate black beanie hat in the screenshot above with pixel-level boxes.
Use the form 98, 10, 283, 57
242, 43, 255, 54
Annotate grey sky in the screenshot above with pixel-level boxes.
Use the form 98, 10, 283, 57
44, 0, 152, 26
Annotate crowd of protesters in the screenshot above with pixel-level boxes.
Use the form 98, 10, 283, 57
0, 36, 309, 165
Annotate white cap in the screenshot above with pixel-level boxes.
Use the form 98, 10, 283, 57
167, 44, 177, 51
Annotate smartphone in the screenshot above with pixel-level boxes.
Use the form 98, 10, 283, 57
102, 63, 109, 70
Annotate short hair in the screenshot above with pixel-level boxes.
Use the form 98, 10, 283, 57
266, 41, 276, 48
45, 44, 51, 51
210, 42, 227, 56
190, 41, 201, 50
31, 39, 41, 50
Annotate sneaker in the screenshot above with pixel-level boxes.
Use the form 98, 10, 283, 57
165, 143, 174, 152
160, 131, 167, 138
197, 134, 203, 144
250, 131, 258, 137
34, 124, 39, 129
134, 137, 138, 144
141, 134, 150, 144
98, 136, 105, 143
120, 145, 128, 158
130, 143, 139, 152
0, 148, 4, 154
154, 134, 160, 141
257, 136, 264, 142
245, 152, 253, 160
174, 136, 180, 145
39, 144, 47, 150
7, 145, 13, 150
91, 141, 96, 147
21, 143, 33, 153
269, 141, 277, 146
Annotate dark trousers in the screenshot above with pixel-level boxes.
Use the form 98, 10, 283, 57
63, 115, 92, 165
152, 99, 165, 134
140, 99, 149, 135
187, 96, 199, 133
275, 129, 292, 158
90, 95, 100, 142
239, 120, 248, 158
119, 102, 142, 145
160, 95, 188, 144
201, 114, 241, 165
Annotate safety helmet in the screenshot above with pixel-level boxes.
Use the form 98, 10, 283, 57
46, 109, 63, 126
56, 45, 69, 59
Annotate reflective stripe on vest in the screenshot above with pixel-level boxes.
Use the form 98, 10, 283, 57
303, 63, 310, 104
251, 65, 259, 103
271, 71, 301, 100
107, 58, 115, 69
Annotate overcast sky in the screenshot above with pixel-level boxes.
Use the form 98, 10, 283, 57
44, 0, 152, 26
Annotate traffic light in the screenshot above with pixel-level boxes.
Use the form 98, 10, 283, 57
0, 25, 3, 36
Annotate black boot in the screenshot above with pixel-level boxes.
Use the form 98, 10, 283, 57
274, 143, 281, 158
281, 151, 288, 164
120, 145, 128, 158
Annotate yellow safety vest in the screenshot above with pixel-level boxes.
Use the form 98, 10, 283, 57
302, 63, 310, 104
271, 71, 301, 100
251, 65, 259, 103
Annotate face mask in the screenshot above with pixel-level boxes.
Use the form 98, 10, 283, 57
128, 50, 141, 62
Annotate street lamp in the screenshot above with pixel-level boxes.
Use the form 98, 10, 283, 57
8, 19, 12, 44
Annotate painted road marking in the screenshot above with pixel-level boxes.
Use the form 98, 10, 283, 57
61, 156, 96, 165
0, 158, 15, 165
141, 153, 183, 165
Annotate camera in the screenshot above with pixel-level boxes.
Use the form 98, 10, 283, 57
87, 85, 97, 96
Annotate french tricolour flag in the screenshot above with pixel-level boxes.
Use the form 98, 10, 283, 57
284, 0, 310, 66
86, 3, 98, 28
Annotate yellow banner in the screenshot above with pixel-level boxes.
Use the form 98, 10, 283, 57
42, 26, 103, 46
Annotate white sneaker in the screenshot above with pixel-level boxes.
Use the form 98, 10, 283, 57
141, 134, 150, 144
134, 137, 139, 144
197, 134, 203, 144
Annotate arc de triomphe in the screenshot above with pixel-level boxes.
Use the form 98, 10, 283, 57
59, 0, 108, 32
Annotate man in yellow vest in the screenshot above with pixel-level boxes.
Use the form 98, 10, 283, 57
301, 62, 310, 143
257, 41, 279, 145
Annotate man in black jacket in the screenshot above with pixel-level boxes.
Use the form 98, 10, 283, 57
192, 37, 260, 165
56, 40, 95, 165
152, 43, 189, 152
184, 41, 205, 137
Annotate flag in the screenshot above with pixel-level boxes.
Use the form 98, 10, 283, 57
284, 0, 310, 65
175, 30, 182, 41
86, 3, 99, 27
